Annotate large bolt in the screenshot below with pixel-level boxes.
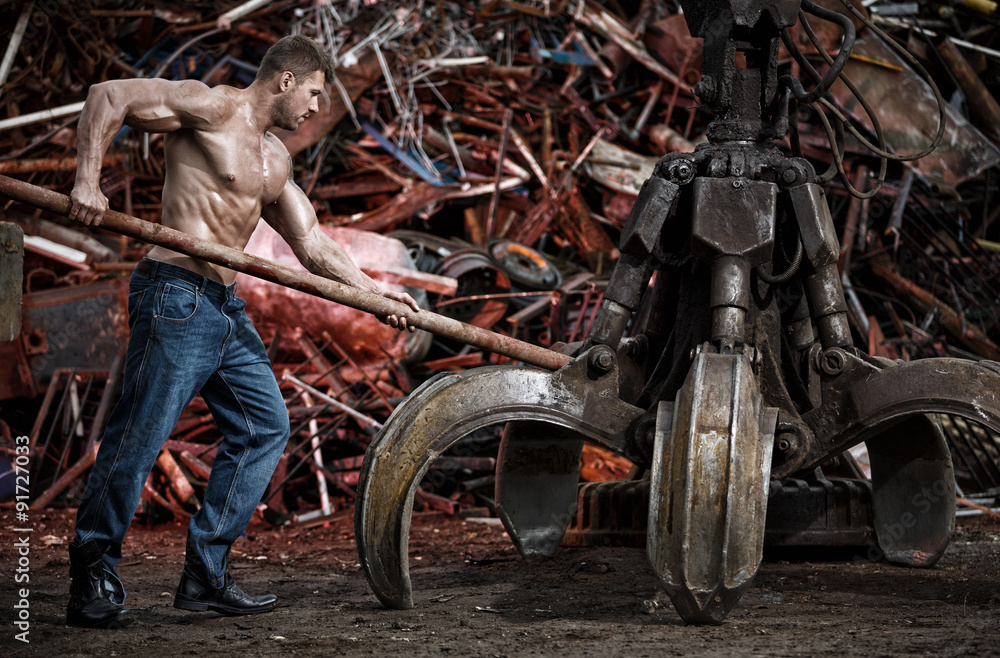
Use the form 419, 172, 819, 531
818, 347, 846, 376
667, 159, 696, 185
628, 412, 659, 464
588, 346, 615, 375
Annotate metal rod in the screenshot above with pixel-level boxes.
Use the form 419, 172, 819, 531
0, 175, 572, 371
0, 102, 86, 133
947, 414, 994, 490
957, 496, 1000, 520
260, 415, 348, 506
283, 373, 383, 431
322, 332, 393, 413
0, 2, 34, 101
960, 416, 1000, 487
948, 433, 988, 491
487, 109, 514, 239
219, 0, 274, 24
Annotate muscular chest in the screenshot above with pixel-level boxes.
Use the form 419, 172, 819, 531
170, 130, 288, 204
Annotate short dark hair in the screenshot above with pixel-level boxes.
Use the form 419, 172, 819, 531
256, 35, 335, 85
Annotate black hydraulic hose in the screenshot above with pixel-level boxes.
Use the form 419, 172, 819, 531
835, 0, 946, 161
795, 8, 890, 197
779, 0, 857, 104
779, 28, 844, 184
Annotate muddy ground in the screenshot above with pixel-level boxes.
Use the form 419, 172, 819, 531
0, 506, 998, 657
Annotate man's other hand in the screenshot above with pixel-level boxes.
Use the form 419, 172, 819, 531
69, 185, 110, 226
380, 290, 420, 333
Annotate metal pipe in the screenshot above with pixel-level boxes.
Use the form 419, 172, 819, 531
0, 2, 34, 101
936, 37, 1000, 144
0, 102, 86, 133
0, 175, 571, 371
284, 373, 383, 431
218, 0, 274, 24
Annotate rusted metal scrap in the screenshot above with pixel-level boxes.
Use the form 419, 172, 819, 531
1, 0, 1000, 550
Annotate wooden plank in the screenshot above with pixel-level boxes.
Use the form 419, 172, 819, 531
0, 222, 23, 342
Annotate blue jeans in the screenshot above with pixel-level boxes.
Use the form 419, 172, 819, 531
74, 258, 290, 602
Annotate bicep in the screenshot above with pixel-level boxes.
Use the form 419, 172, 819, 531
261, 178, 323, 253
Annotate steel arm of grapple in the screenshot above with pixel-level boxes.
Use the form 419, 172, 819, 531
797, 353, 1000, 566
354, 353, 644, 609
0, 174, 571, 372
801, 352, 1000, 467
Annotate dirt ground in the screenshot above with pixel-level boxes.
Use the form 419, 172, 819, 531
0, 506, 998, 657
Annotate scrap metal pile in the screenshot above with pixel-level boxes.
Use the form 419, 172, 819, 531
1, 0, 999, 525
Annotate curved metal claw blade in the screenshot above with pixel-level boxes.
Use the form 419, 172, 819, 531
802, 356, 1000, 567
868, 414, 954, 567
803, 356, 1000, 460
800, 356, 1000, 568
355, 355, 642, 609
496, 422, 584, 558
647, 351, 777, 625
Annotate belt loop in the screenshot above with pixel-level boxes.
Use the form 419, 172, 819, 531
199, 277, 208, 295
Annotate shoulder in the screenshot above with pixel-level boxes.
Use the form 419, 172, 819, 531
264, 131, 293, 178
98, 78, 239, 126
171, 81, 239, 124
264, 131, 291, 157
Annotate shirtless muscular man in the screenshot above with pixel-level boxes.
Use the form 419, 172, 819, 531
65, 35, 419, 628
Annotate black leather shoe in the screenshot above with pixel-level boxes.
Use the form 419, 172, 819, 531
66, 540, 135, 629
174, 570, 277, 616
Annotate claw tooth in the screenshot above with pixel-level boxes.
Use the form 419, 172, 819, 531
646, 352, 776, 625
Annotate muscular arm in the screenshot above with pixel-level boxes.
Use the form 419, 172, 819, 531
262, 165, 420, 330
70, 79, 227, 225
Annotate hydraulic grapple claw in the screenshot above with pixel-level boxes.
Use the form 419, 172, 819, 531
647, 351, 777, 624
355, 354, 643, 609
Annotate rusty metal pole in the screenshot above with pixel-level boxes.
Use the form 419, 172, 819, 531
0, 174, 572, 372
936, 36, 1000, 146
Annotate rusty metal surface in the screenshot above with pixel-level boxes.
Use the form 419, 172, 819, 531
21, 278, 128, 389
935, 37, 1000, 146
0, 338, 36, 400
831, 31, 1000, 188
